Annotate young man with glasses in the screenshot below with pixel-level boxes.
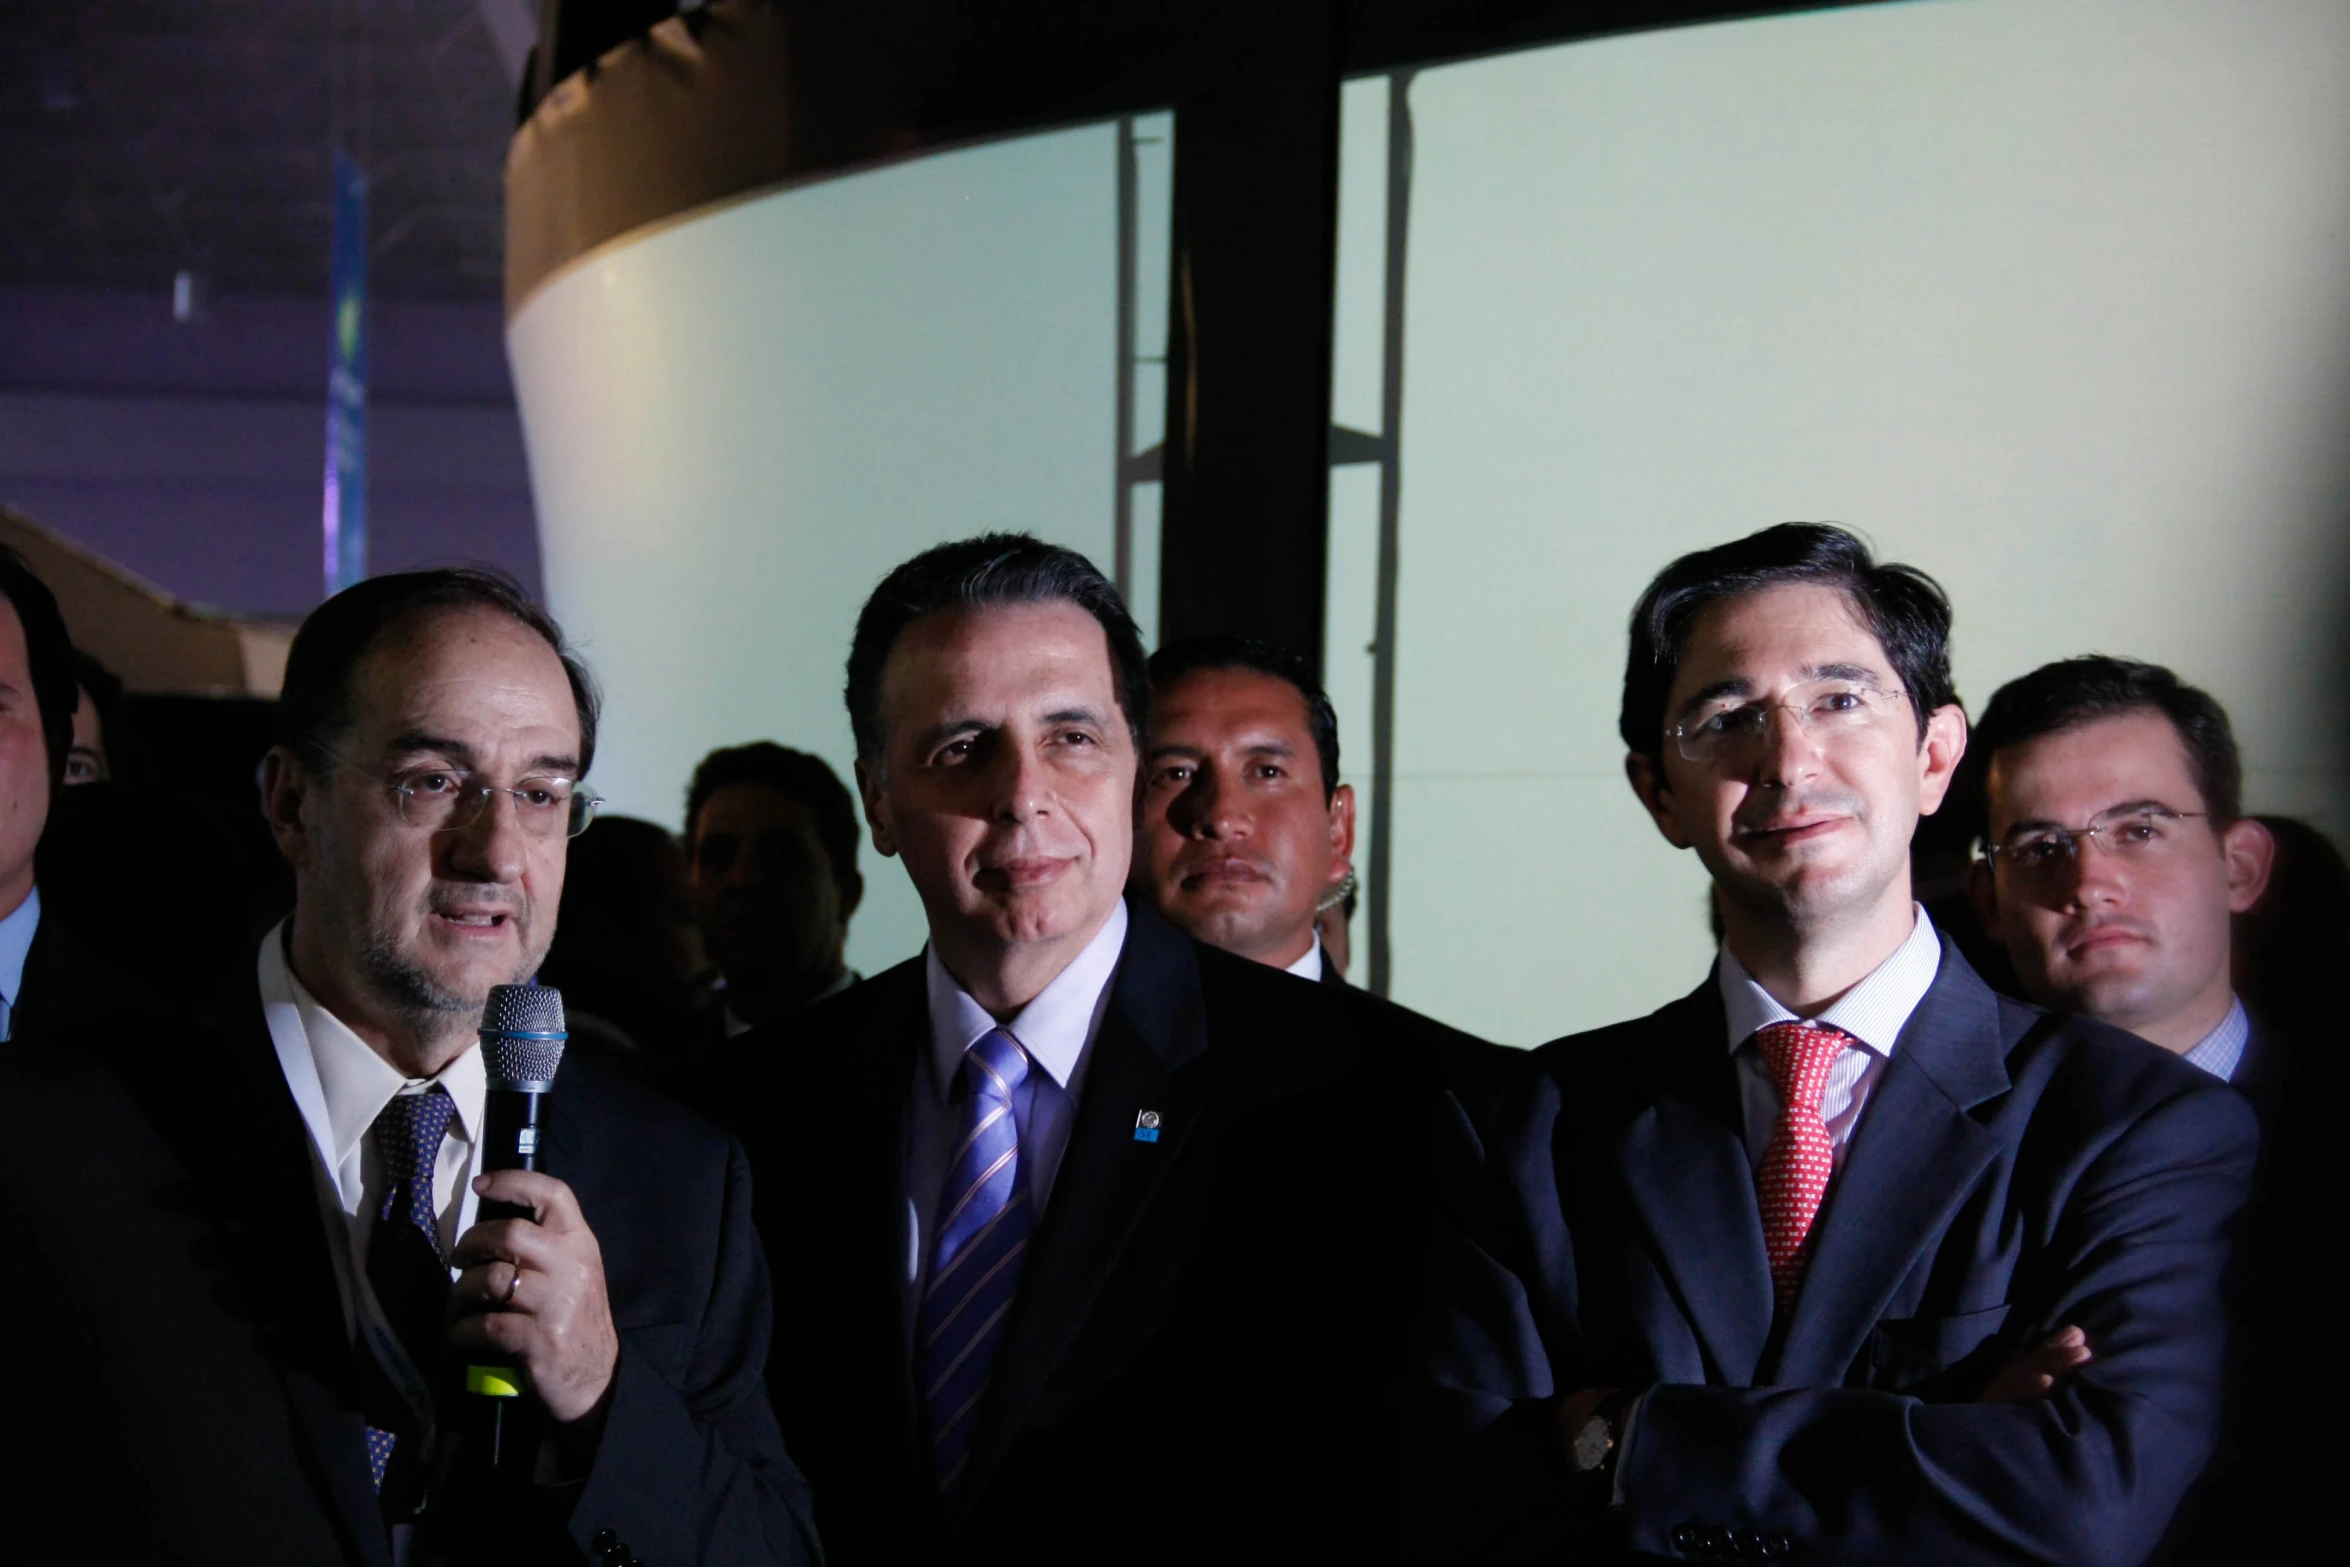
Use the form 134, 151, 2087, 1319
1967, 655, 2303, 1560
1423, 526, 2255, 1565
2, 571, 816, 1563
1966, 657, 2273, 1079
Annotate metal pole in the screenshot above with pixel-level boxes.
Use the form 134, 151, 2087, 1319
1367, 70, 1414, 998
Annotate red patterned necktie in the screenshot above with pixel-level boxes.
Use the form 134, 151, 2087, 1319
1753, 1021, 1849, 1311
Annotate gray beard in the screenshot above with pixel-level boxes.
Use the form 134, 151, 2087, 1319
352, 926, 535, 1046
356, 929, 478, 1030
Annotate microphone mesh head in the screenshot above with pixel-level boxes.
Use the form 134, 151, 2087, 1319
481, 984, 567, 1086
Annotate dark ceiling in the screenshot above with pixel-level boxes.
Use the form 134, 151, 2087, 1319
0, 0, 522, 305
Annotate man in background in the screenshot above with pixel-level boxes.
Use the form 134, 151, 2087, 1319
539, 813, 711, 1065
1966, 657, 2273, 1080
67, 648, 127, 784
1, 543, 112, 1037
1966, 654, 2304, 1559
1135, 636, 1354, 982
685, 741, 863, 1031
1428, 525, 2254, 1563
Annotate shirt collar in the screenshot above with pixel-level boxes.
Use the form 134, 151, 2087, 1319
1719, 904, 1943, 1060
2182, 995, 2251, 1083
1283, 938, 1325, 982
257, 922, 486, 1210
926, 899, 1128, 1095
0, 883, 41, 1010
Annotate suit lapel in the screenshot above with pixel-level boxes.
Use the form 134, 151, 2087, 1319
860, 974, 926, 1462
177, 998, 391, 1565
1770, 939, 2010, 1384
962, 906, 1210, 1501
1613, 985, 1774, 1385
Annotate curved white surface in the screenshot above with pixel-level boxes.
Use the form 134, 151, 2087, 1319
509, 124, 1119, 975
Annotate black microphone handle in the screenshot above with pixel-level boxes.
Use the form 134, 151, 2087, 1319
476, 1085, 545, 1223
463, 1082, 550, 1476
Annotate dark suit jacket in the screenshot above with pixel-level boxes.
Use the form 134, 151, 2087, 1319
728, 900, 1492, 1564
2156, 1018, 2324, 1563
3, 976, 818, 1567
1426, 937, 2258, 1565
12, 898, 140, 1036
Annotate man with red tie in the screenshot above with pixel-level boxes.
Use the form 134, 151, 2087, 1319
1424, 525, 2256, 1565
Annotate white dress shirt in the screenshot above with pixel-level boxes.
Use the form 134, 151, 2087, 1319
1717, 906, 1943, 1171
904, 900, 1128, 1293
1283, 938, 1325, 982
2182, 996, 2250, 1083
258, 923, 487, 1339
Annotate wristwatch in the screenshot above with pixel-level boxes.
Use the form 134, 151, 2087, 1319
1567, 1390, 1634, 1481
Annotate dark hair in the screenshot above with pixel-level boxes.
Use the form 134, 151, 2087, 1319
276, 568, 600, 772
0, 543, 80, 792
1147, 635, 1341, 800
1620, 523, 1956, 763
1967, 656, 2242, 826
845, 533, 1145, 763
684, 741, 862, 895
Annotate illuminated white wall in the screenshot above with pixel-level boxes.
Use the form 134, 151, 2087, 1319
509, 124, 1128, 975
1360, 0, 2350, 1043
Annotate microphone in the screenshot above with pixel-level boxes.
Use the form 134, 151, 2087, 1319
465, 983, 568, 1471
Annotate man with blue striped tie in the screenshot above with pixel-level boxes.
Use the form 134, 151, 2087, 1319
731, 534, 1479, 1565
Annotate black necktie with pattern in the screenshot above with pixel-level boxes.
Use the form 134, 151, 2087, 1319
363, 1085, 457, 1495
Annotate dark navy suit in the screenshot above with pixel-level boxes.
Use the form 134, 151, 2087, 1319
726, 900, 1497, 1564
1426, 936, 2257, 1565
1, 978, 818, 1567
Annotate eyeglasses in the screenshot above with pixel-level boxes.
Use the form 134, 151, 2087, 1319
1667, 681, 1910, 766
1983, 805, 2208, 885
320, 749, 603, 839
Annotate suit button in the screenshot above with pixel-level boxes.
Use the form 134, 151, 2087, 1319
1728, 1527, 1762, 1557
592, 1532, 617, 1555
1700, 1526, 1734, 1555
1761, 1533, 1793, 1558
1672, 1523, 1701, 1552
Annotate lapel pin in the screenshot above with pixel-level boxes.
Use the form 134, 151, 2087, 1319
1133, 1109, 1162, 1144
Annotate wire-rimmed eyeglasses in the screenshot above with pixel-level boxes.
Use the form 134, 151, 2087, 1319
318, 748, 602, 839
1983, 805, 2208, 883
1667, 681, 1910, 766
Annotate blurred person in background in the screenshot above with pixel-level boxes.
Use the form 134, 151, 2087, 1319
68, 648, 128, 785
537, 814, 713, 1067
1135, 636, 1355, 982
1967, 656, 2311, 1560
685, 741, 863, 1033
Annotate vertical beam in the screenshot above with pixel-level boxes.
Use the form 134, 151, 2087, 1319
1157, 4, 1342, 675
1367, 70, 1413, 998
1113, 115, 1139, 601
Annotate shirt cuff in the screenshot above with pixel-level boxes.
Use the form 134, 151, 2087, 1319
1610, 1392, 1646, 1510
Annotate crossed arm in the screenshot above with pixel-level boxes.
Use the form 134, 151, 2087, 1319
1424, 1082, 2259, 1566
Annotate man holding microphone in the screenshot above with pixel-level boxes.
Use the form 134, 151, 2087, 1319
2, 570, 814, 1565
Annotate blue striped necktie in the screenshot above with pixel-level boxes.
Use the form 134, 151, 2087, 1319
920, 1028, 1035, 1496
